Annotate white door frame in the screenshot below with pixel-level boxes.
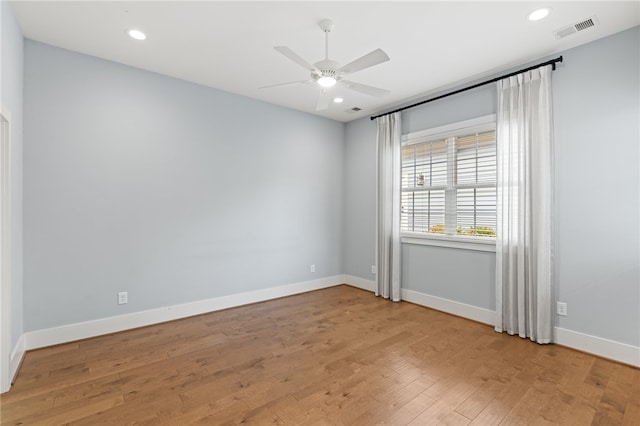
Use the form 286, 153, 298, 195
0, 106, 13, 393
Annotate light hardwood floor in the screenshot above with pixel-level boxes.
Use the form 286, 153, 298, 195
1, 285, 638, 425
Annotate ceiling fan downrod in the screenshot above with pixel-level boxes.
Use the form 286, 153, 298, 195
319, 19, 335, 61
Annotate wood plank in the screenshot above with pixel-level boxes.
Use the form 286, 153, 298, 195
0, 285, 637, 425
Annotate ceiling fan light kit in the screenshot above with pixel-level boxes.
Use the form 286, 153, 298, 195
317, 76, 337, 88
265, 19, 390, 110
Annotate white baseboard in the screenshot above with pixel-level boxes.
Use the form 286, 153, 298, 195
401, 288, 639, 367
10, 334, 24, 384
401, 288, 495, 325
342, 274, 376, 292
24, 275, 344, 351
554, 327, 640, 368
17, 277, 640, 371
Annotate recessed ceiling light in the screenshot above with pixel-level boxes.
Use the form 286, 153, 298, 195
528, 8, 551, 21
317, 76, 337, 88
127, 29, 146, 40
333, 97, 344, 103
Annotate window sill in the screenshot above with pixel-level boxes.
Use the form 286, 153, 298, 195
401, 233, 496, 252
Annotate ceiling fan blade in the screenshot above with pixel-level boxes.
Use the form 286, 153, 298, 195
337, 48, 390, 75
315, 90, 330, 111
341, 80, 390, 97
274, 46, 321, 74
258, 80, 310, 90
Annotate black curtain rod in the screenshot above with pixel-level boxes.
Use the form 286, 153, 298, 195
370, 56, 563, 121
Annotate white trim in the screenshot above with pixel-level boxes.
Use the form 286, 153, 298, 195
343, 274, 376, 292
401, 288, 639, 367
24, 275, 344, 351
554, 327, 640, 368
10, 280, 638, 379
402, 114, 496, 145
402, 233, 496, 252
0, 107, 12, 393
9, 333, 24, 384
401, 289, 639, 367
401, 288, 495, 325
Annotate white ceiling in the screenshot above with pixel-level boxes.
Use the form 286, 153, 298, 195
12, 1, 640, 122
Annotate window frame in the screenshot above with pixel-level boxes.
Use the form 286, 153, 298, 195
400, 114, 497, 252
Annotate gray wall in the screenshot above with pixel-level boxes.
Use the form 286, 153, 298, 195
1, 0, 24, 349
402, 244, 495, 310
24, 41, 344, 332
343, 117, 376, 280
18, 23, 640, 349
344, 27, 640, 346
343, 84, 498, 311
553, 27, 639, 345
401, 83, 498, 311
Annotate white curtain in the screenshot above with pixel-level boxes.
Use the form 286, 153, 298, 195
376, 112, 402, 302
495, 66, 553, 344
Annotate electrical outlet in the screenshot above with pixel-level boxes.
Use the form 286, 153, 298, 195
310, 264, 315, 273
371, 265, 377, 274
118, 291, 128, 305
556, 301, 567, 316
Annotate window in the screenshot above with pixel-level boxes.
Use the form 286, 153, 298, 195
401, 115, 496, 241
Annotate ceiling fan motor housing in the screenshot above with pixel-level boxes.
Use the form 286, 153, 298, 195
313, 59, 340, 80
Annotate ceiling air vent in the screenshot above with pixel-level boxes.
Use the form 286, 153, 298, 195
553, 16, 599, 39
575, 18, 596, 31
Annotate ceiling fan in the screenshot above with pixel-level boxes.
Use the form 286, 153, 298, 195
261, 19, 391, 111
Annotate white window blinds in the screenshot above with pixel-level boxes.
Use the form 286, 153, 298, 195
401, 121, 496, 238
